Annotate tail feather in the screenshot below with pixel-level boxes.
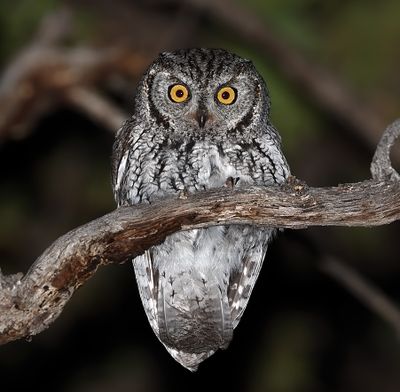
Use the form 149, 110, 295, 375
133, 226, 272, 370
157, 268, 233, 369
165, 347, 214, 372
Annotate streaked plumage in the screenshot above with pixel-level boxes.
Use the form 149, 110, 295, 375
112, 48, 289, 370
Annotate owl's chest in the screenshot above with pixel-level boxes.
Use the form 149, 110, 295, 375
126, 141, 256, 204
187, 145, 235, 185
174, 143, 253, 191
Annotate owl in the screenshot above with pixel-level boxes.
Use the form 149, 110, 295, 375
111, 48, 289, 371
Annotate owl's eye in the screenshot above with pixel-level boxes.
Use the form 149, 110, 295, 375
169, 84, 190, 103
216, 86, 237, 105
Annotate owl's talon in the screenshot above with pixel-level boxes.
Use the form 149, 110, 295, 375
224, 176, 240, 189
178, 187, 189, 199
284, 175, 308, 195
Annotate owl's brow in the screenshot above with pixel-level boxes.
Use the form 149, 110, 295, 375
217, 76, 239, 87
217, 71, 253, 88
159, 69, 193, 87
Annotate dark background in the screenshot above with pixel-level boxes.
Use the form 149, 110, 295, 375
0, 1, 399, 391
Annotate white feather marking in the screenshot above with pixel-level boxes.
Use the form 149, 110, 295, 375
243, 266, 248, 276
115, 151, 129, 191
148, 266, 154, 292
238, 285, 243, 295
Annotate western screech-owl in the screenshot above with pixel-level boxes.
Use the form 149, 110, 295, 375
111, 48, 289, 371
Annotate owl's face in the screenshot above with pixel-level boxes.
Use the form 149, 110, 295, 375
138, 49, 270, 139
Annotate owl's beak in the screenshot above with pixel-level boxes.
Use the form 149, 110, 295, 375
196, 107, 208, 128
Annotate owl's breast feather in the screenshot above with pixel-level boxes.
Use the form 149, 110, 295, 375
185, 142, 252, 190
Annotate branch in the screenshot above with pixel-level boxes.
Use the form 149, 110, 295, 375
0, 8, 147, 139
0, 120, 399, 345
0, 46, 147, 139
371, 118, 400, 181
63, 87, 127, 132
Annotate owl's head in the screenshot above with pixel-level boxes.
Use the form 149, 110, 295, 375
135, 48, 271, 139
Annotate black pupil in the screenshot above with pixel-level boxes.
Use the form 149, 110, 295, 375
176, 89, 184, 98
222, 91, 230, 100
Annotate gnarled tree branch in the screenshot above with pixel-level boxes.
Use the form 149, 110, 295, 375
0, 120, 399, 345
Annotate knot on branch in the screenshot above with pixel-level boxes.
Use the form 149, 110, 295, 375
371, 119, 400, 181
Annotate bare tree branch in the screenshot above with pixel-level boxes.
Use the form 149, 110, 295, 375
0, 119, 399, 346
0, 7, 146, 139
0, 46, 147, 140
64, 87, 127, 131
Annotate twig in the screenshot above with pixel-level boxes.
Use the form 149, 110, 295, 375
320, 257, 400, 338
32, 7, 73, 47
371, 119, 400, 181
64, 87, 127, 131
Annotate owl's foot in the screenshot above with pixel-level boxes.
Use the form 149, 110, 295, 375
283, 175, 308, 195
178, 187, 190, 199
224, 176, 240, 189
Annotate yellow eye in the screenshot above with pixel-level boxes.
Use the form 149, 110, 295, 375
216, 86, 237, 105
169, 84, 189, 103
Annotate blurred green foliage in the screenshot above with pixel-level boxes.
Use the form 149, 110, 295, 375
240, 0, 400, 114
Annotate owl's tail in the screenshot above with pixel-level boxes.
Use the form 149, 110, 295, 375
157, 268, 233, 371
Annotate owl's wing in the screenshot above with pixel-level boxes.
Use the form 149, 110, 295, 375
111, 120, 131, 191
133, 250, 160, 334
112, 119, 153, 206
227, 229, 274, 328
